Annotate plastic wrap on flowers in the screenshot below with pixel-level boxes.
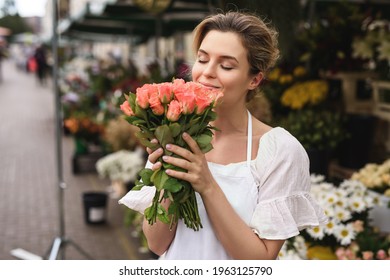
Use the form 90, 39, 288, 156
120, 78, 223, 231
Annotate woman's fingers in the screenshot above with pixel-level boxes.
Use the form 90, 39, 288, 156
148, 147, 163, 164
182, 133, 202, 155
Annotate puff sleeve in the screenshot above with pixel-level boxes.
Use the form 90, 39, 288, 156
118, 161, 156, 214
249, 128, 328, 240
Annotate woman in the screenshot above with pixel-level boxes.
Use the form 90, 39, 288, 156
120, 11, 327, 260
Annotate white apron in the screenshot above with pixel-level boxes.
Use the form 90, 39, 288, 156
164, 111, 258, 260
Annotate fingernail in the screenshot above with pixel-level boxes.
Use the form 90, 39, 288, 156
166, 169, 171, 175
162, 156, 168, 161
157, 148, 163, 153
183, 132, 188, 138
166, 144, 172, 150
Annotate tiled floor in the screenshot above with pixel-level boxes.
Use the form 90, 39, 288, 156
0, 59, 151, 260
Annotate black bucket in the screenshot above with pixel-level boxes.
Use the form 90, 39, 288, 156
82, 192, 108, 225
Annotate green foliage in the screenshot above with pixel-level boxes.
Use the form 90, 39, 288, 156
0, 15, 32, 36
280, 109, 346, 151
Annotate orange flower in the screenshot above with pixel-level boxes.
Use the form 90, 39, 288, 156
166, 100, 182, 121
136, 86, 151, 109
149, 91, 164, 115
157, 82, 173, 104
120, 100, 134, 116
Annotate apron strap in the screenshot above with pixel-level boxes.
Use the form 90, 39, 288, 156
246, 110, 252, 167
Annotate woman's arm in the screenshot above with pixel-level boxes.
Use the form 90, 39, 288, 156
142, 143, 177, 256
163, 133, 284, 259
142, 195, 177, 256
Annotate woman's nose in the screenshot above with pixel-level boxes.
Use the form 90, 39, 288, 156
203, 62, 217, 78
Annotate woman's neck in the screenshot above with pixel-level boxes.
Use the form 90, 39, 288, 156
212, 106, 249, 137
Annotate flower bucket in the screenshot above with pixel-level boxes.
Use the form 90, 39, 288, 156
82, 192, 108, 225
74, 137, 89, 155
369, 196, 390, 233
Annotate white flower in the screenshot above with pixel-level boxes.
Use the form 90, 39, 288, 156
306, 226, 325, 240
95, 150, 145, 183
378, 41, 390, 62
310, 174, 325, 184
334, 223, 356, 246
323, 218, 337, 235
352, 39, 374, 60
333, 206, 352, 222
349, 196, 367, 213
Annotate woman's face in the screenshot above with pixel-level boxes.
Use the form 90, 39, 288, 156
192, 30, 259, 106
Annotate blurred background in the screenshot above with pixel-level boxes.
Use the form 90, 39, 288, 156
0, 0, 390, 260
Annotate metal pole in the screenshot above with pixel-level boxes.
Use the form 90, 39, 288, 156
51, 0, 66, 259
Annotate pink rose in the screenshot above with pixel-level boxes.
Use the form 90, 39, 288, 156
157, 83, 173, 104
120, 100, 134, 116
166, 100, 182, 121
136, 86, 151, 109
362, 251, 374, 260
376, 249, 387, 260
149, 91, 165, 115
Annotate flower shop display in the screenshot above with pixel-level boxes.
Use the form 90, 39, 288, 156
63, 113, 105, 151
351, 159, 390, 233
263, 65, 345, 176
103, 117, 142, 153
279, 175, 390, 260
351, 159, 390, 197
120, 78, 223, 231
352, 17, 390, 79
96, 150, 146, 198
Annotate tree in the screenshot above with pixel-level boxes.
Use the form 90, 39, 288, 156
0, 0, 32, 36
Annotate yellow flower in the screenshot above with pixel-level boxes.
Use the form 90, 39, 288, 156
279, 74, 293, 84
307, 246, 337, 260
293, 66, 307, 77
267, 68, 281, 81
281, 80, 328, 110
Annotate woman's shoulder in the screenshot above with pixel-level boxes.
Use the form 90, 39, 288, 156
254, 126, 308, 167
259, 126, 304, 152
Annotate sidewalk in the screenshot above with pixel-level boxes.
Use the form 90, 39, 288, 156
0, 59, 151, 260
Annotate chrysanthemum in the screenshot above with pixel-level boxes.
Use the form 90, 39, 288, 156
323, 218, 337, 235
333, 206, 352, 222
334, 224, 356, 246
306, 226, 325, 240
349, 196, 367, 213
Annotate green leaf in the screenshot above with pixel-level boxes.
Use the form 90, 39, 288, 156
131, 179, 145, 190
135, 130, 154, 140
200, 143, 213, 153
139, 168, 154, 186
163, 177, 183, 193
187, 123, 201, 136
195, 134, 213, 148
151, 169, 169, 191
157, 204, 170, 224
169, 123, 182, 138
131, 119, 147, 126
135, 103, 148, 120
137, 137, 160, 150
154, 124, 174, 149
128, 93, 136, 112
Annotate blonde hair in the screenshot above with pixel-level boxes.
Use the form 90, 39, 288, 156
193, 11, 280, 101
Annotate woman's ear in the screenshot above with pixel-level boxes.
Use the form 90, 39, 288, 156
248, 72, 263, 90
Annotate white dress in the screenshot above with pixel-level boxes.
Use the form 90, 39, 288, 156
119, 112, 328, 259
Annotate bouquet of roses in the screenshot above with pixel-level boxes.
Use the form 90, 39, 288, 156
120, 78, 223, 231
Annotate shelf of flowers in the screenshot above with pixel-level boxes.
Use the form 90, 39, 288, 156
279, 174, 390, 260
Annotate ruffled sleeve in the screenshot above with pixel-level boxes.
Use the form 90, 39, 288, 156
118, 161, 156, 215
249, 127, 328, 240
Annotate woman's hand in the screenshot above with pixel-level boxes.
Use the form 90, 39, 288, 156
146, 139, 163, 171
162, 132, 216, 195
